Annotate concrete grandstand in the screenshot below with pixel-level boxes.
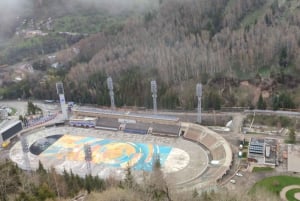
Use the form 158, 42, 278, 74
182, 124, 233, 186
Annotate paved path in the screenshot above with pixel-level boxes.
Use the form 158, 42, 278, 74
231, 113, 245, 134
295, 193, 300, 200
280, 185, 300, 201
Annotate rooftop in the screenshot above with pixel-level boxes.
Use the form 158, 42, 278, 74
288, 144, 300, 173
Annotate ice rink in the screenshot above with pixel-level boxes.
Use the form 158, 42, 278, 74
30, 134, 189, 172
10, 127, 199, 182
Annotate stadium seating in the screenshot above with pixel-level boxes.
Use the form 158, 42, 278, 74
201, 134, 217, 149
184, 128, 205, 142
211, 145, 226, 161
151, 123, 180, 137
183, 124, 232, 184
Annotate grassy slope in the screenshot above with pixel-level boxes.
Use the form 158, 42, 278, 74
252, 167, 275, 172
52, 13, 126, 34
240, 0, 300, 28
252, 176, 300, 195
240, 0, 275, 28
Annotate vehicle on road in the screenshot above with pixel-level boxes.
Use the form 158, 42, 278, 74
236, 173, 243, 177
230, 179, 236, 184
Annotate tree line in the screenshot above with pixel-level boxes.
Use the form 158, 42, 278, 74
0, 158, 280, 201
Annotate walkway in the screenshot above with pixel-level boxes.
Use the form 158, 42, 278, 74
280, 185, 300, 201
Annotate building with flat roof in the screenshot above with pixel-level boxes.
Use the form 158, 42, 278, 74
248, 137, 277, 166
287, 144, 300, 173
0, 121, 23, 145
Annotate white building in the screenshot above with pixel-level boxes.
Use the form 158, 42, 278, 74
288, 144, 300, 173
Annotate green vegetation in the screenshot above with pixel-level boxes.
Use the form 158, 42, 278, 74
0, 33, 83, 65
245, 115, 297, 128
258, 66, 271, 78
272, 93, 296, 110
53, 13, 125, 34
27, 101, 42, 115
252, 176, 300, 195
0, 157, 281, 201
287, 128, 296, 144
286, 188, 300, 201
252, 166, 274, 172
203, 91, 222, 110
1, 160, 105, 201
257, 94, 267, 110
242, 152, 248, 158
1, 0, 300, 111
240, 0, 273, 28
9, 107, 16, 116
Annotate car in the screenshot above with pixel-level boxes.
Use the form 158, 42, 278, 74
236, 173, 243, 177
230, 179, 236, 184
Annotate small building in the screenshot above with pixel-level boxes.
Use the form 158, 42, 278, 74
287, 144, 300, 173
248, 137, 277, 166
0, 121, 23, 146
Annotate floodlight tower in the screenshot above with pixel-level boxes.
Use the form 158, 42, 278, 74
151, 80, 157, 113
107, 76, 115, 109
84, 144, 92, 175
56, 82, 68, 120
20, 135, 31, 171
196, 83, 202, 124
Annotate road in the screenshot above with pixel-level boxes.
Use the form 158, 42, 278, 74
245, 109, 300, 118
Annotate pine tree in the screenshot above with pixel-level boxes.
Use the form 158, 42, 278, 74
257, 94, 266, 110
85, 175, 92, 194
37, 161, 47, 175
288, 128, 296, 144
124, 163, 134, 189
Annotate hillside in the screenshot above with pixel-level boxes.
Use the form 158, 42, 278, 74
0, 0, 300, 110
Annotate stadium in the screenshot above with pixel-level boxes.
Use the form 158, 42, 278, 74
9, 106, 232, 190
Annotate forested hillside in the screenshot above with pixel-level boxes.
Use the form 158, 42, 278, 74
1, 0, 300, 110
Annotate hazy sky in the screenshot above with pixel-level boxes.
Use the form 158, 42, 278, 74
0, 0, 158, 42
0, 0, 31, 15
0, 0, 158, 17
0, 0, 31, 41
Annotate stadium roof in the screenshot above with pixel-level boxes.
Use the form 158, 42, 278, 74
0, 120, 22, 134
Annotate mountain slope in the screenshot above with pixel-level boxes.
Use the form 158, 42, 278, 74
1, 0, 300, 110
